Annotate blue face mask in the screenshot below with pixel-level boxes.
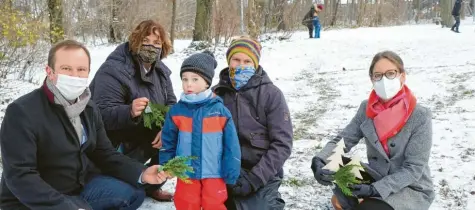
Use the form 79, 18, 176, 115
230, 66, 256, 90
180, 89, 212, 103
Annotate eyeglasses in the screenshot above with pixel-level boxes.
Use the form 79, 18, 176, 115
370, 69, 399, 81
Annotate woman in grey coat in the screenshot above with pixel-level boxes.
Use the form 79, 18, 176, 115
311, 51, 434, 210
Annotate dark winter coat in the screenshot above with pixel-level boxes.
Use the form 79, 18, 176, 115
0, 83, 145, 210
89, 42, 177, 163
213, 67, 293, 187
452, 0, 462, 16
302, 9, 315, 27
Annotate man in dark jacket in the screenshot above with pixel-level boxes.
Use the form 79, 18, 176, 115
302, 5, 315, 38
0, 40, 170, 210
451, 0, 462, 33
89, 20, 176, 201
213, 37, 293, 210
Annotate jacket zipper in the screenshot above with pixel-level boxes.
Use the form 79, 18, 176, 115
235, 92, 240, 134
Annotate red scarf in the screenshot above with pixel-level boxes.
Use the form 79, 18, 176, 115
366, 85, 417, 157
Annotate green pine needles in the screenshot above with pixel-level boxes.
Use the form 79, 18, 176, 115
158, 156, 197, 184
333, 164, 364, 196
143, 102, 169, 130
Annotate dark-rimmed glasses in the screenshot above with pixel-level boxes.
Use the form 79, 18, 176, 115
370, 69, 399, 81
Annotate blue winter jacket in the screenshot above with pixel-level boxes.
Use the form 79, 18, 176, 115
159, 95, 241, 184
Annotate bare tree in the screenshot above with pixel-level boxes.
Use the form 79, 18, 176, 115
109, 0, 123, 43
170, 0, 177, 52
48, 0, 64, 44
193, 0, 213, 41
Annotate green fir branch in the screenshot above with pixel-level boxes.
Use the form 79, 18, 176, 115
332, 164, 364, 197
143, 102, 169, 130
158, 156, 197, 184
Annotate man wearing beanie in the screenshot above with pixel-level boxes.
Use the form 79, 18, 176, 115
160, 51, 241, 210
214, 37, 293, 210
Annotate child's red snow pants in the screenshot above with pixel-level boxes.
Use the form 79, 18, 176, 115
174, 178, 227, 210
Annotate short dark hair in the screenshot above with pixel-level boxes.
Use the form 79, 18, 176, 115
47, 40, 91, 70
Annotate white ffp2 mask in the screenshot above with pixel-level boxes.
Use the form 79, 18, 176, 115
56, 74, 88, 100
373, 76, 402, 100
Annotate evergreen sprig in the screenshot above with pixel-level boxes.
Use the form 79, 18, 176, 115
332, 164, 364, 196
143, 102, 169, 130
158, 156, 197, 184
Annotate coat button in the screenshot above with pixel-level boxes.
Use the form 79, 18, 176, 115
390, 143, 396, 147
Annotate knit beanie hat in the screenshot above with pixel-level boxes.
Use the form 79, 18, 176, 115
226, 37, 262, 69
180, 50, 217, 86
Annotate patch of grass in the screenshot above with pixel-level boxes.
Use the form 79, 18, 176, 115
283, 177, 306, 187
463, 89, 475, 96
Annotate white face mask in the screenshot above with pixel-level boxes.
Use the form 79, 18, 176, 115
56, 74, 88, 100
373, 76, 402, 100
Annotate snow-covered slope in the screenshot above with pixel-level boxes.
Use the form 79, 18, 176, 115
1, 20, 474, 210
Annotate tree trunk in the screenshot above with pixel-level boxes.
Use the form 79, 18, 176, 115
247, 0, 261, 39
324, 0, 330, 25
193, 0, 213, 41
276, 0, 286, 31
441, 0, 453, 27
170, 0, 177, 53
330, 0, 340, 26
414, 0, 421, 23
357, 0, 365, 26
48, 0, 64, 44
109, 0, 122, 43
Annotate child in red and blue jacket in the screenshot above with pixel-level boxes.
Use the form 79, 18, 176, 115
159, 51, 241, 210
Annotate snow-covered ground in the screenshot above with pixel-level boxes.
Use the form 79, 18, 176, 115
1, 19, 475, 210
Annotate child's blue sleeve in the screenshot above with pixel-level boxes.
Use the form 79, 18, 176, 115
159, 111, 178, 165
221, 109, 241, 185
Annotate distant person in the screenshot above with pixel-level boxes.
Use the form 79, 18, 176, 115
302, 5, 316, 38
313, 4, 324, 39
451, 0, 462, 33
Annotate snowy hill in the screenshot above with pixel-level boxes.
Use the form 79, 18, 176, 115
1, 20, 475, 210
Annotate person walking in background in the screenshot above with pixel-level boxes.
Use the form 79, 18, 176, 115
89, 19, 176, 202
160, 51, 241, 210
313, 4, 324, 39
451, 0, 462, 33
302, 5, 316, 38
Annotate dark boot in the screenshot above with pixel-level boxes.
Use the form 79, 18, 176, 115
146, 189, 174, 202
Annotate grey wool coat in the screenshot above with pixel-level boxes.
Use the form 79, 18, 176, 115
316, 100, 434, 210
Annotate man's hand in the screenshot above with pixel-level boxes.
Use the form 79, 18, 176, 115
130, 97, 149, 118
141, 165, 171, 185
231, 169, 263, 197
151, 131, 162, 149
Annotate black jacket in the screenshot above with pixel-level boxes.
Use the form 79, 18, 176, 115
452, 0, 462, 16
213, 67, 293, 186
0, 83, 146, 210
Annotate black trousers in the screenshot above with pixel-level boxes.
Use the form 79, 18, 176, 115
451, 15, 460, 31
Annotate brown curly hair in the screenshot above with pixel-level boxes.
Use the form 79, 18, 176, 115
128, 20, 172, 60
